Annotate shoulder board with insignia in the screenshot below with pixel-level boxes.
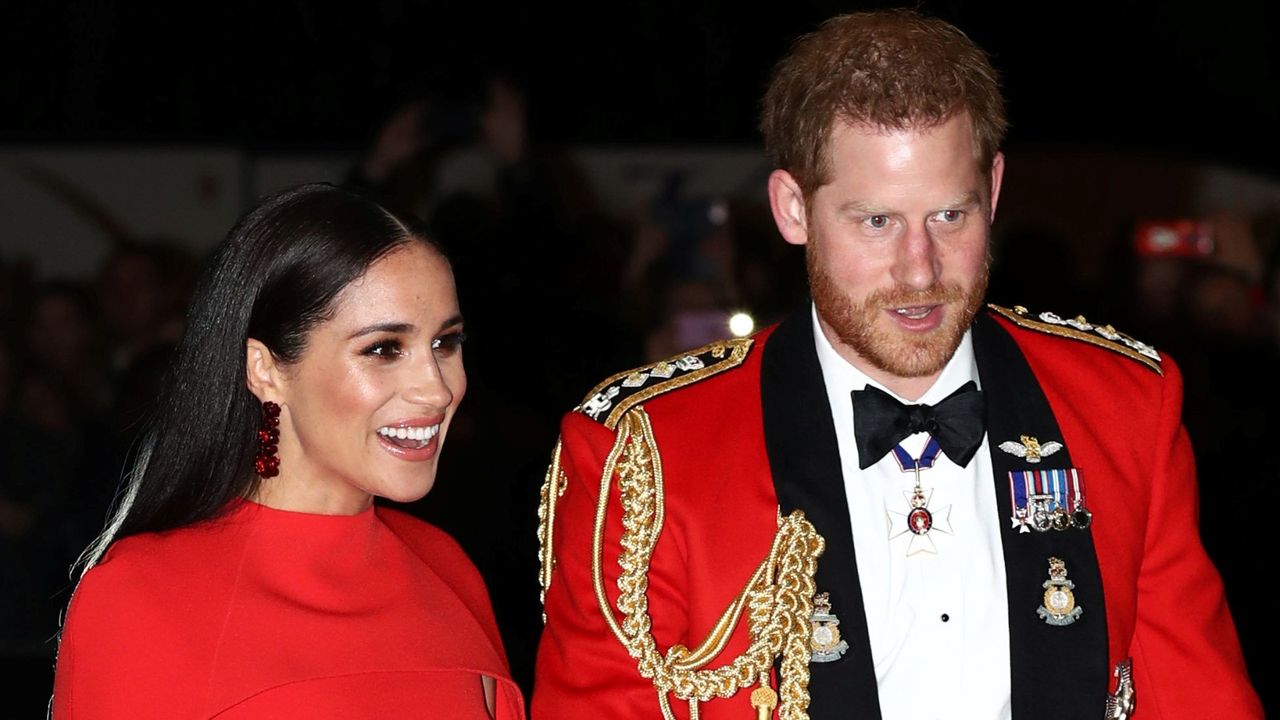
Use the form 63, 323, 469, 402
576, 337, 753, 429
989, 304, 1162, 375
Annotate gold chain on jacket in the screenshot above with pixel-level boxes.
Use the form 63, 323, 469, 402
578, 406, 825, 720
537, 439, 567, 620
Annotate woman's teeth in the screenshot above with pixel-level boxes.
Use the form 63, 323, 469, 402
377, 425, 440, 449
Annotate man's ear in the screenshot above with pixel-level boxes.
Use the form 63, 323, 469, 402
245, 339, 284, 403
768, 169, 810, 246
987, 151, 1005, 222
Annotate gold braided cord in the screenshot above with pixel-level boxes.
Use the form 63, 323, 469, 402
537, 439, 568, 619
591, 407, 825, 720
988, 303, 1162, 374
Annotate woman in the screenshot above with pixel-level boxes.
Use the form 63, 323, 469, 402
53, 184, 524, 719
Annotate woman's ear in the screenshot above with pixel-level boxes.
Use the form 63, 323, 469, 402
245, 339, 284, 403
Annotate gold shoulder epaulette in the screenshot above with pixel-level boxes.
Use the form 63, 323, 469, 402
988, 304, 1162, 375
575, 337, 753, 429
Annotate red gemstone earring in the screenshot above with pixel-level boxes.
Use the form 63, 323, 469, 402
255, 401, 281, 478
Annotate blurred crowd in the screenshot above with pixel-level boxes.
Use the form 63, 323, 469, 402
1, 240, 193, 656
3, 71, 1279, 712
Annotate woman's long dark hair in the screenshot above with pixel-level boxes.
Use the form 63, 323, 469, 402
77, 183, 435, 573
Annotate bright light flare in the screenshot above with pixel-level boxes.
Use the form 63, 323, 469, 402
728, 312, 755, 337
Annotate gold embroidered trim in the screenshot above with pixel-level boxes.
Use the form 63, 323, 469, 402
537, 439, 568, 621
591, 407, 824, 720
989, 304, 1162, 375
577, 337, 754, 430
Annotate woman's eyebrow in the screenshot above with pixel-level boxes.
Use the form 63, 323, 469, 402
347, 322, 414, 340
436, 314, 465, 333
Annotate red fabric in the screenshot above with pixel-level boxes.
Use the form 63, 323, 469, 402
53, 500, 525, 719
533, 320, 1261, 719
535, 329, 783, 719
994, 314, 1261, 719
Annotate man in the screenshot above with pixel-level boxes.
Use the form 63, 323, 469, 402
533, 10, 1260, 719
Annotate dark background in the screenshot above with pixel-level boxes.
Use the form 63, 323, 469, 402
3, 1, 1277, 172
3, 0, 1277, 716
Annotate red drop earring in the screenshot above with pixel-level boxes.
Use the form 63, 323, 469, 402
255, 401, 281, 478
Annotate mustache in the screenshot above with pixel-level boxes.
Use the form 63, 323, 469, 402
862, 283, 966, 309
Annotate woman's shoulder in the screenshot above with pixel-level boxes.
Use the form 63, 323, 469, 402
71, 513, 253, 619
55, 520, 248, 717
101, 512, 250, 575
377, 507, 471, 560
376, 507, 487, 591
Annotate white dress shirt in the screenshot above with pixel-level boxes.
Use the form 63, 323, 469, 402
811, 305, 1012, 720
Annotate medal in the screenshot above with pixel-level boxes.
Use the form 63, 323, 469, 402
1010, 468, 1092, 532
886, 437, 953, 555
1037, 557, 1083, 626
809, 592, 849, 663
1070, 468, 1093, 528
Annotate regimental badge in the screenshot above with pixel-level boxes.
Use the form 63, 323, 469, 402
1038, 557, 1083, 626
998, 434, 1063, 464
1105, 657, 1136, 719
1009, 468, 1091, 533
809, 592, 849, 663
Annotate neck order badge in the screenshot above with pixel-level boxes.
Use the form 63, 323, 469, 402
885, 436, 954, 556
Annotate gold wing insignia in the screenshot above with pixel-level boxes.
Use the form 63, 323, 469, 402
576, 337, 754, 429
988, 304, 1162, 375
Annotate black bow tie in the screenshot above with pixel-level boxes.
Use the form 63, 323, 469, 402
850, 381, 985, 470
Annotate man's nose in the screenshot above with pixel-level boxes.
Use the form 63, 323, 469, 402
890, 223, 941, 291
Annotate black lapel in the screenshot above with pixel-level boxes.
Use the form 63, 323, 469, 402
972, 312, 1109, 717
761, 304, 882, 720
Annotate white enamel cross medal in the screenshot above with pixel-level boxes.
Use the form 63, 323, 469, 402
886, 437, 953, 556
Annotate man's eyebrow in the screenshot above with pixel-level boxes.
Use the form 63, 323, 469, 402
942, 190, 982, 207
347, 322, 414, 340
836, 200, 890, 216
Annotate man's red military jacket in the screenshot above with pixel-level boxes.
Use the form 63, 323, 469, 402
534, 304, 1261, 719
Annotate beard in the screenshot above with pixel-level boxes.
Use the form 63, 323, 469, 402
807, 241, 989, 379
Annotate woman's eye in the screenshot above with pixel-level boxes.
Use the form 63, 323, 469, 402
362, 339, 404, 358
432, 331, 467, 356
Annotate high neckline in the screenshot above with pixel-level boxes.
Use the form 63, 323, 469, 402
229, 495, 378, 522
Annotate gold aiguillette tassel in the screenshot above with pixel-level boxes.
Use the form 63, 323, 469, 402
750, 683, 777, 720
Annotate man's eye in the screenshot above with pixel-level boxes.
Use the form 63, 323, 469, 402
363, 339, 404, 358
432, 331, 467, 356
866, 215, 890, 229
940, 210, 962, 222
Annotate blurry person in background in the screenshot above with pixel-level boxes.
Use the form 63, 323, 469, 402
625, 175, 744, 361
95, 240, 190, 378
28, 282, 108, 412
2, 282, 110, 655
53, 184, 524, 719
